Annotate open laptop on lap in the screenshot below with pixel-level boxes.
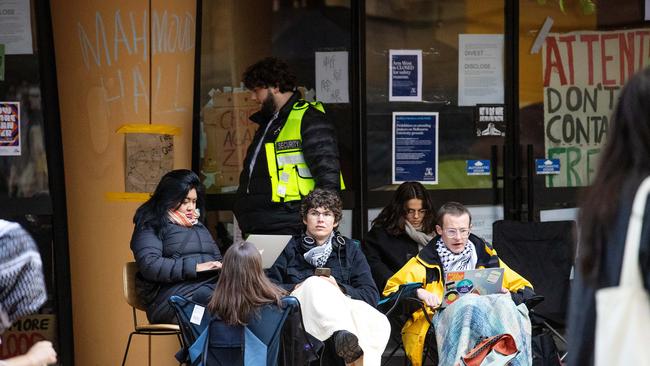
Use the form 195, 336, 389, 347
245, 234, 292, 269
440, 267, 505, 308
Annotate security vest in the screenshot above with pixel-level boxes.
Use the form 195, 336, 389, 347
265, 101, 345, 202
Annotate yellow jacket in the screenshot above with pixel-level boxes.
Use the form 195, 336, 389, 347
382, 234, 532, 366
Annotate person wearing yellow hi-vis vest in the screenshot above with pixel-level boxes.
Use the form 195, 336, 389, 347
234, 57, 344, 236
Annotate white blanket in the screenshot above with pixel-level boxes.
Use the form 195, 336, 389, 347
292, 276, 390, 366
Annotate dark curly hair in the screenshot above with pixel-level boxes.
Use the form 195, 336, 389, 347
300, 189, 343, 223
242, 57, 297, 93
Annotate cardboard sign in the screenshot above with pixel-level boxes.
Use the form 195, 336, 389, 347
202, 91, 258, 193
125, 133, 174, 192
0, 315, 56, 360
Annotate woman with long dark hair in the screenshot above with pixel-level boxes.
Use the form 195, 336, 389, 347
363, 181, 436, 290
207, 241, 285, 325
568, 68, 650, 365
131, 169, 222, 324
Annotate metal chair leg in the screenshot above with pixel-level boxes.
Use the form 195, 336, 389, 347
122, 332, 135, 366
148, 335, 152, 366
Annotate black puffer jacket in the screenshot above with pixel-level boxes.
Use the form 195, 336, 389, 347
130, 221, 222, 323
567, 181, 650, 366
234, 92, 342, 235
266, 235, 379, 307
362, 225, 420, 291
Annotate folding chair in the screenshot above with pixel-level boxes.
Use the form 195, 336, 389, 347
492, 220, 576, 362
189, 295, 315, 366
377, 282, 438, 366
121, 262, 183, 366
169, 295, 212, 363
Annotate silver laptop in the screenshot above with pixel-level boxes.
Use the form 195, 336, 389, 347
440, 267, 505, 308
245, 234, 292, 269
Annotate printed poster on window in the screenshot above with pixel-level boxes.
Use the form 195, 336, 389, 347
392, 112, 438, 184
389, 50, 422, 102
0, 0, 33, 54
542, 29, 650, 187
458, 34, 504, 106
0, 101, 20, 155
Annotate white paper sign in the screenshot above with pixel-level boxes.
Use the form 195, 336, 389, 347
458, 34, 504, 106
0, 0, 33, 54
190, 304, 205, 325
315, 51, 349, 103
466, 205, 504, 244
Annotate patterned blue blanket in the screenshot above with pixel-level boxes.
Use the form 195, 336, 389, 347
432, 294, 532, 366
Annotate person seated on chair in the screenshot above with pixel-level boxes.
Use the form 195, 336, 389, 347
363, 181, 436, 291
131, 169, 223, 324
384, 202, 535, 366
267, 188, 390, 366
206, 240, 286, 324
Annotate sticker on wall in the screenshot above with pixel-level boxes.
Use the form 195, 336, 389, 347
392, 112, 438, 184
389, 50, 422, 102
0, 101, 20, 156
466, 160, 491, 176
475, 104, 505, 137
536, 159, 561, 175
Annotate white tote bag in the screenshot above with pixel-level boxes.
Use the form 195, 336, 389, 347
595, 177, 650, 366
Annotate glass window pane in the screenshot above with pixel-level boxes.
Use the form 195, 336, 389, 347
365, 0, 505, 192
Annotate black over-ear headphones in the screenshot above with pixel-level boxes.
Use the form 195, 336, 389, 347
301, 230, 346, 251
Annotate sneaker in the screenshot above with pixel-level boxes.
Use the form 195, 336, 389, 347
333, 330, 364, 363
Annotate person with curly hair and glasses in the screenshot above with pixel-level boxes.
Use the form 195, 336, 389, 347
267, 189, 389, 366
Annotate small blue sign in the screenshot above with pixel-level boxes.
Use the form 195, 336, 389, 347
466, 160, 491, 175
535, 159, 561, 175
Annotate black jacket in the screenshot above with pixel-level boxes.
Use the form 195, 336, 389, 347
130, 221, 222, 323
362, 225, 420, 291
567, 182, 650, 366
266, 235, 379, 307
234, 92, 342, 235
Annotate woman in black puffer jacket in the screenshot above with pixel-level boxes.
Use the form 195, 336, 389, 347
362, 181, 437, 291
130, 169, 222, 324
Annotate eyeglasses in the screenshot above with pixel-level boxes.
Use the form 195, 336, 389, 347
307, 210, 335, 219
406, 209, 428, 217
443, 228, 470, 238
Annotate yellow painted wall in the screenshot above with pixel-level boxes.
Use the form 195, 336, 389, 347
50, 0, 196, 364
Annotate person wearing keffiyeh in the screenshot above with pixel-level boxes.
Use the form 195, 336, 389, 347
383, 202, 536, 366
266, 189, 390, 366
130, 169, 223, 324
0, 220, 57, 366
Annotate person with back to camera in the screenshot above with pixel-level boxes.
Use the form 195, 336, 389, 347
384, 202, 535, 366
0, 220, 57, 366
233, 57, 344, 236
567, 68, 650, 366
266, 188, 390, 366
207, 240, 286, 325
363, 181, 436, 291
130, 169, 223, 324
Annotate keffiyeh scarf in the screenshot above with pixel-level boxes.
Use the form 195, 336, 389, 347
303, 232, 334, 268
0, 220, 47, 334
168, 208, 200, 227
435, 237, 478, 273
